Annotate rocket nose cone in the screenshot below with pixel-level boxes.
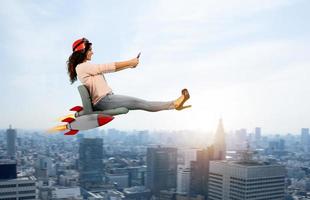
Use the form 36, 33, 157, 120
97, 115, 114, 126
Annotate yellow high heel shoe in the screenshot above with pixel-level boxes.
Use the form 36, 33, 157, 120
175, 89, 192, 111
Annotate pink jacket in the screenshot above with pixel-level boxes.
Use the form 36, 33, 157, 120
76, 62, 116, 105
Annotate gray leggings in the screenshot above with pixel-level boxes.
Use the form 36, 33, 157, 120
93, 93, 174, 112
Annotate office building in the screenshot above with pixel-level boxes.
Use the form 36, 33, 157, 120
128, 166, 146, 187
300, 128, 309, 152
208, 154, 286, 199
35, 156, 53, 179
235, 129, 247, 151
177, 165, 190, 195
6, 125, 17, 159
79, 138, 104, 189
51, 187, 83, 200
106, 173, 128, 189
0, 160, 37, 200
178, 148, 197, 168
190, 119, 226, 198
190, 147, 214, 197
123, 186, 151, 200
254, 127, 261, 141
146, 147, 177, 196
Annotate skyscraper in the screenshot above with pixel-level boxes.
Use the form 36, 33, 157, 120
177, 148, 198, 195
177, 165, 191, 195
79, 138, 104, 189
35, 156, 53, 179
208, 153, 286, 200
213, 119, 226, 160
6, 125, 16, 159
0, 160, 37, 200
301, 128, 309, 135
190, 147, 214, 197
235, 129, 247, 150
301, 128, 309, 145
178, 148, 197, 168
189, 120, 226, 198
255, 127, 261, 141
146, 147, 177, 196
300, 128, 310, 152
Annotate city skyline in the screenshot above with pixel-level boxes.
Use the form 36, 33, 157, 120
1, 123, 309, 137
1, 1, 310, 133
1, 117, 309, 199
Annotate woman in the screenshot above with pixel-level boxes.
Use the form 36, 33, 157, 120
67, 38, 191, 113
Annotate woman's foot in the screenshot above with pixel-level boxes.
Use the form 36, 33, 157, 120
174, 89, 191, 110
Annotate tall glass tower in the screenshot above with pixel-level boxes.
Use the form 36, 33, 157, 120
146, 147, 177, 196
79, 138, 104, 189
6, 125, 16, 159
213, 119, 226, 160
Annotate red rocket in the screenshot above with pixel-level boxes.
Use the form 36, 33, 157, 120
48, 106, 114, 135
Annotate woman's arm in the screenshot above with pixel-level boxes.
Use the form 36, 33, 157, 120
76, 57, 139, 76
115, 57, 139, 72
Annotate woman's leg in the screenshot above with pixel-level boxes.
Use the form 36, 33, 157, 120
94, 94, 175, 112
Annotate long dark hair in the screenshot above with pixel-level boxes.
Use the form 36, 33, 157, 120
67, 38, 92, 84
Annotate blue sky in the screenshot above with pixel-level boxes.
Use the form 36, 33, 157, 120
1, 0, 309, 134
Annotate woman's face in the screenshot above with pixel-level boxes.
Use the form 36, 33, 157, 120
86, 47, 93, 61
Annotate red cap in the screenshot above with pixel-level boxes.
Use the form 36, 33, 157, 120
72, 38, 86, 52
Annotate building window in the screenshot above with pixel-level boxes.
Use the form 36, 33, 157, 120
18, 191, 35, 194
19, 196, 36, 200
0, 192, 16, 196
0, 184, 16, 188
17, 183, 35, 187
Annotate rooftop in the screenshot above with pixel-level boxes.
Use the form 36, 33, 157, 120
212, 160, 282, 168
0, 176, 36, 182
0, 159, 16, 164
123, 186, 150, 194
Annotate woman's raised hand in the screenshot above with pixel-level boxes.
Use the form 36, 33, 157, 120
115, 54, 140, 72
130, 57, 139, 68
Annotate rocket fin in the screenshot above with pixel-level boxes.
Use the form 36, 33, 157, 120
97, 115, 114, 126
62, 117, 75, 123
70, 106, 83, 112
58, 114, 75, 122
64, 130, 79, 135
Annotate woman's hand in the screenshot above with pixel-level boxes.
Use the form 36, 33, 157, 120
130, 57, 139, 68
115, 56, 140, 72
